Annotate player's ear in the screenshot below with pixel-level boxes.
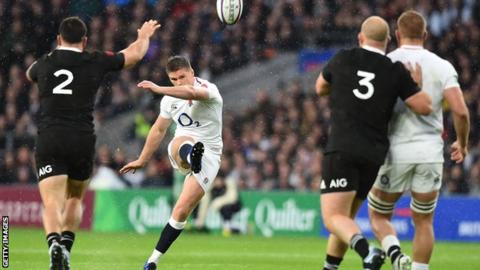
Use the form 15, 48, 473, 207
82, 37, 88, 50
395, 30, 401, 44
357, 32, 364, 46
57, 35, 62, 46
423, 30, 428, 42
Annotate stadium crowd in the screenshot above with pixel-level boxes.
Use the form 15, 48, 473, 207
0, 0, 479, 195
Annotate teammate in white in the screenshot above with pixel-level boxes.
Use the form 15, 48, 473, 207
367, 11, 470, 270
119, 56, 223, 270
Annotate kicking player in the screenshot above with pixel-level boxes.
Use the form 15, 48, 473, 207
119, 55, 223, 270
315, 16, 432, 270
368, 10, 470, 270
26, 17, 160, 270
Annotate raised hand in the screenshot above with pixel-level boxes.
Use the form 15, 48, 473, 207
138, 20, 161, 39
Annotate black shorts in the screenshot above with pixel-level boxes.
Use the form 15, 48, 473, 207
35, 129, 96, 181
321, 151, 381, 200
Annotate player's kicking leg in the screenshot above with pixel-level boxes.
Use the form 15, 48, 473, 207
39, 174, 68, 270
144, 175, 205, 270
368, 187, 412, 270
143, 136, 210, 270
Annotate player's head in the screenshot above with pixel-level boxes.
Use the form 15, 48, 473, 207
166, 55, 195, 86
57, 16, 88, 49
358, 16, 390, 51
396, 10, 427, 45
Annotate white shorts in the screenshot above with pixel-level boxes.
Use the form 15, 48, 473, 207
373, 163, 443, 193
168, 141, 221, 191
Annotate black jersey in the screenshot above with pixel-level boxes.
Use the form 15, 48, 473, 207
322, 47, 420, 164
28, 48, 124, 133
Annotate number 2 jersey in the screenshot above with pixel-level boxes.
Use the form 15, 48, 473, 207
159, 77, 223, 155
28, 47, 125, 133
322, 47, 420, 164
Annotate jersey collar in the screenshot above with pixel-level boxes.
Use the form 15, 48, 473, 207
400, 45, 424, 50
56, 46, 83, 53
361, 45, 385, 55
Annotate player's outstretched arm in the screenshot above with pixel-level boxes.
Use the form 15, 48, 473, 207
137, 80, 210, 100
444, 87, 470, 163
119, 116, 170, 174
120, 20, 161, 69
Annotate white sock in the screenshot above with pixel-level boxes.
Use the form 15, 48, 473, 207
412, 262, 429, 270
381, 234, 401, 253
147, 249, 163, 264
169, 217, 187, 230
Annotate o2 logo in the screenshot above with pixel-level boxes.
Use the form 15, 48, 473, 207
178, 113, 201, 127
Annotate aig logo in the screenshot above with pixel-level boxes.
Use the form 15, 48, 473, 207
38, 165, 52, 176
329, 178, 348, 188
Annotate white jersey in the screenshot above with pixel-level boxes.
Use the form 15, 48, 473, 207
160, 77, 223, 155
386, 45, 460, 163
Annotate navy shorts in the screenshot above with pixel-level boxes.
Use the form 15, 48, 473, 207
35, 129, 96, 181
321, 151, 381, 200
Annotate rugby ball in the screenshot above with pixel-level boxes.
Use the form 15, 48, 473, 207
216, 0, 243, 25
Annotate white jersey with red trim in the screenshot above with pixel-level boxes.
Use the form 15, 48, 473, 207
386, 45, 460, 163
159, 77, 223, 154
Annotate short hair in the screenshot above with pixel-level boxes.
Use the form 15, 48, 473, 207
166, 56, 192, 73
59, 16, 87, 43
397, 10, 426, 39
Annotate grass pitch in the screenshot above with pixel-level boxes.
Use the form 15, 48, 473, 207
9, 227, 480, 270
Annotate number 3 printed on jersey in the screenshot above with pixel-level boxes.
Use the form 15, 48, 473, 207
353, 70, 375, 100
52, 69, 73, 95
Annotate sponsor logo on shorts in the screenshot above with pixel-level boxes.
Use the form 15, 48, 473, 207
38, 165, 52, 177
329, 178, 347, 188
203, 177, 209, 184
320, 180, 326, 190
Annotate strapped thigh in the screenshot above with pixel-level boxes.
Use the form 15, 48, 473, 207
367, 192, 395, 214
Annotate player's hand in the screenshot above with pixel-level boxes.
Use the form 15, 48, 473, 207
405, 62, 422, 89
119, 159, 146, 174
138, 20, 161, 39
137, 80, 159, 91
450, 140, 468, 163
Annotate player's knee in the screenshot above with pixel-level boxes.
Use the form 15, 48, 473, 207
410, 197, 437, 215
367, 192, 395, 215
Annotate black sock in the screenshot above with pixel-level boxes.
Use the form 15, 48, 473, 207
46, 232, 61, 248
179, 143, 193, 164
323, 254, 343, 270
387, 245, 401, 264
155, 223, 183, 253
61, 231, 75, 252
350, 234, 370, 259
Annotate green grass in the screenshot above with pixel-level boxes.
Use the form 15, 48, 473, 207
9, 227, 480, 270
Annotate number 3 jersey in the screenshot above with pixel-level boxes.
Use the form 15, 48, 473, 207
27, 47, 125, 133
321, 47, 420, 164
159, 77, 223, 155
